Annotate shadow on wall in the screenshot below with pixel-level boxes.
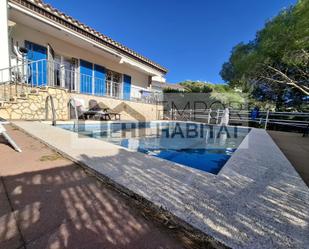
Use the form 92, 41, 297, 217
0, 165, 185, 249
69, 98, 152, 122
76, 93, 159, 121
112, 102, 147, 121
96, 100, 147, 121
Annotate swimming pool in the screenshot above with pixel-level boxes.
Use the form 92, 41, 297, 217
58, 122, 250, 174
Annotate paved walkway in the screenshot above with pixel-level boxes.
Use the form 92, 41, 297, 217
0, 125, 187, 249
268, 131, 309, 186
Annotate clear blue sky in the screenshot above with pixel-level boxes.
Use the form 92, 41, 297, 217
45, 0, 296, 84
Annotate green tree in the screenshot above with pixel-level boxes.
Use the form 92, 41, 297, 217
176, 81, 245, 107
220, 0, 309, 109
179, 81, 213, 93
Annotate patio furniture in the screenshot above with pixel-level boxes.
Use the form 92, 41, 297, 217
103, 109, 121, 120
69, 98, 110, 120
0, 123, 22, 152
82, 110, 111, 120
69, 98, 121, 121
88, 100, 121, 120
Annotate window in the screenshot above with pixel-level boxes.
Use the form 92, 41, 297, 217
106, 70, 122, 98
53, 56, 77, 91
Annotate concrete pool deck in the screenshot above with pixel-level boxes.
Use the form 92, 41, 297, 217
13, 121, 309, 249
0, 125, 188, 249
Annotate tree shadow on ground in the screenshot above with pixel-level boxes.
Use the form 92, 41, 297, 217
0, 165, 187, 249
75, 148, 309, 249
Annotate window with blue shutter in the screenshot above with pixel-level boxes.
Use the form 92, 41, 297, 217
94, 64, 106, 96
123, 74, 131, 100
25, 41, 47, 86
80, 60, 93, 94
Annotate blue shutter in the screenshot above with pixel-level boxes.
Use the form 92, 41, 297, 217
80, 60, 93, 94
94, 64, 106, 96
25, 41, 47, 86
123, 74, 131, 100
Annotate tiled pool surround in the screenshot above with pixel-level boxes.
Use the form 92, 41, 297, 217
14, 121, 309, 249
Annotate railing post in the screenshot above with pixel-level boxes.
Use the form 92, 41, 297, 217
207, 108, 212, 124
14, 67, 18, 97
264, 110, 270, 130
216, 109, 220, 124
25, 59, 28, 84
36, 61, 39, 87
92, 71, 94, 95
41, 60, 44, 86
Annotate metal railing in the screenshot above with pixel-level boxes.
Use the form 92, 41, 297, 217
131, 85, 163, 104
160, 108, 309, 130
159, 108, 225, 123
0, 58, 162, 104
45, 95, 56, 126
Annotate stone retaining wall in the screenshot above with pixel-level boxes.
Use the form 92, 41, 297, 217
0, 86, 162, 121
0, 87, 69, 120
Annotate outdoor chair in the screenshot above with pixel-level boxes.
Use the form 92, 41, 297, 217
70, 98, 111, 121
88, 99, 121, 120
0, 123, 22, 152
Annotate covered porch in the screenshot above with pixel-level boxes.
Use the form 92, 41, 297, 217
1, 0, 166, 104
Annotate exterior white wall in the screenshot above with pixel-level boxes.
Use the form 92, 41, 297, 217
152, 75, 166, 83
10, 22, 151, 90
0, 0, 10, 80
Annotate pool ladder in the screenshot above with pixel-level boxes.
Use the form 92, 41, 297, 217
45, 95, 56, 126
68, 98, 79, 131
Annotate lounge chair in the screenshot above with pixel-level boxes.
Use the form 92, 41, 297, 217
69, 98, 121, 121
0, 123, 22, 152
69, 98, 110, 120
82, 110, 111, 120
101, 108, 121, 120
88, 99, 121, 120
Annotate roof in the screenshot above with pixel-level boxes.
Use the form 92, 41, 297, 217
9, 0, 168, 74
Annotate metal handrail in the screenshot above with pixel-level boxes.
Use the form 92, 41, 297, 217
0, 58, 162, 104
68, 98, 79, 131
45, 95, 56, 126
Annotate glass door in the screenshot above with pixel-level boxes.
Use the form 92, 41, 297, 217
54, 56, 76, 90
106, 70, 122, 98
62, 58, 75, 90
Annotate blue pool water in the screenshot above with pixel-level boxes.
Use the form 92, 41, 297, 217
58, 122, 250, 174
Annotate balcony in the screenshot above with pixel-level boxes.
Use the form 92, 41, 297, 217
0, 58, 162, 104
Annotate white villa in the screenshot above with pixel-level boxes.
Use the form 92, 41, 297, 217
0, 0, 167, 120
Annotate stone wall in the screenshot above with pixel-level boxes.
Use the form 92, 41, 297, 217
0, 86, 162, 121
0, 87, 69, 120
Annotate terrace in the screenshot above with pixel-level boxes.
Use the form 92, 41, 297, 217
0, 125, 189, 249
3, 120, 307, 249
0, 0, 309, 248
